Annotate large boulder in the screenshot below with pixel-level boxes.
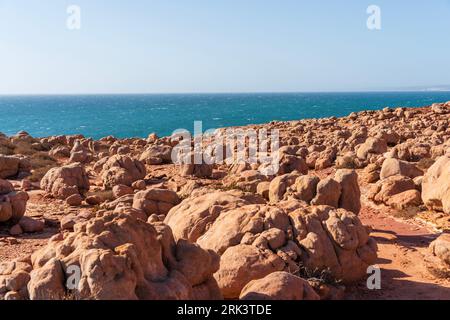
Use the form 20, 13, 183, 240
140, 144, 173, 165
69, 141, 92, 164
0, 156, 30, 179
0, 180, 14, 222
239, 271, 320, 300
315, 147, 337, 170
197, 205, 282, 255
214, 244, 284, 299
112, 184, 134, 199
380, 158, 423, 180
278, 152, 308, 175
132, 188, 180, 217
334, 169, 361, 214
193, 202, 376, 297
391, 141, 432, 162
180, 163, 213, 179
0, 179, 14, 194
27, 212, 221, 300
49, 146, 70, 158
101, 155, 146, 189
335, 152, 357, 169
386, 190, 422, 210
311, 178, 342, 208
292, 175, 320, 203
40, 163, 90, 200
0, 192, 29, 223
289, 205, 377, 283
361, 163, 380, 183
356, 137, 387, 160
223, 170, 269, 193
18, 216, 45, 233
0, 155, 20, 179
368, 175, 416, 204
0, 261, 32, 300
426, 233, 450, 278
268, 173, 300, 202
431, 102, 450, 114
0, 179, 29, 223
164, 191, 250, 242
422, 155, 450, 214
178, 152, 214, 178
28, 259, 66, 300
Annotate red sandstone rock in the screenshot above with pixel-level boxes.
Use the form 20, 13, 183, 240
239, 271, 320, 300
40, 163, 90, 200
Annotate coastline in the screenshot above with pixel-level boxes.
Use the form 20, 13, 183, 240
2, 91, 450, 139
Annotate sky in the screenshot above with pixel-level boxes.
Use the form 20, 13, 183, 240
0, 0, 450, 94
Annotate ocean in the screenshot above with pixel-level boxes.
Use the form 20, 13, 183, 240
1, 92, 449, 140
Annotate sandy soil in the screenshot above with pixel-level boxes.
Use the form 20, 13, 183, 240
347, 203, 450, 300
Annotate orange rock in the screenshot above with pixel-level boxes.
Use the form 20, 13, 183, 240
239, 271, 320, 300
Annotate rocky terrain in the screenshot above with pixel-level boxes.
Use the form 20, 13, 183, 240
0, 102, 449, 300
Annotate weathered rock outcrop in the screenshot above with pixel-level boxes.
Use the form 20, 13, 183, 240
334, 169, 361, 214
215, 244, 285, 299
0, 156, 21, 179
0, 261, 32, 300
311, 178, 342, 208
164, 191, 251, 242
177, 151, 214, 178
69, 140, 93, 164
169, 195, 376, 298
268, 173, 300, 202
277, 148, 308, 175
386, 190, 422, 210
288, 205, 377, 284
223, 170, 269, 193
101, 155, 146, 189
0, 179, 29, 223
422, 155, 450, 214
49, 145, 70, 158
0, 155, 30, 179
368, 175, 416, 205
268, 171, 361, 214
180, 162, 214, 178
140, 144, 173, 165
291, 175, 320, 203
356, 137, 387, 160
27, 211, 222, 300
132, 188, 180, 217
426, 233, 450, 278
40, 163, 90, 199
239, 271, 320, 300
380, 158, 423, 180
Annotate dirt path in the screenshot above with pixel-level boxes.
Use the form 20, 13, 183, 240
347, 204, 450, 300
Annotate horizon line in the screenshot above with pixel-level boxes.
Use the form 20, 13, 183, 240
1, 89, 450, 96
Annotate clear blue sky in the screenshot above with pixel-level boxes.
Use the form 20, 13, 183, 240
1, 0, 450, 94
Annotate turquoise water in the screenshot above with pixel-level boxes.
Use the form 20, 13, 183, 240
1, 92, 449, 139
